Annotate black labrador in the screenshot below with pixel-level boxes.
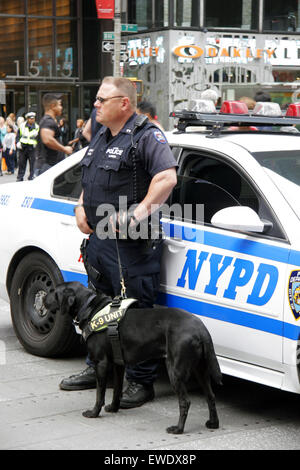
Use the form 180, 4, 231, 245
44, 281, 222, 434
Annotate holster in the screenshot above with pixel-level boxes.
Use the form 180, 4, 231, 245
80, 238, 102, 283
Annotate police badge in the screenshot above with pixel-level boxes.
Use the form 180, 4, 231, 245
288, 270, 300, 320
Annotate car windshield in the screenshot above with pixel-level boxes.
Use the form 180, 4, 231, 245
253, 150, 300, 219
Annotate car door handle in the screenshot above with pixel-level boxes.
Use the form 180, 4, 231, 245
60, 220, 77, 227
165, 238, 186, 253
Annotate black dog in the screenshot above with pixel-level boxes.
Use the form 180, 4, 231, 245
44, 281, 222, 434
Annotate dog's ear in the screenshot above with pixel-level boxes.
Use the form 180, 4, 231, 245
56, 287, 76, 316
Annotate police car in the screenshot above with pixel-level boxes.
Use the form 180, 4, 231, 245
1, 100, 300, 396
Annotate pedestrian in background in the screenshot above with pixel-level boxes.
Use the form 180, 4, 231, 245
6, 113, 18, 133
0, 116, 7, 176
16, 112, 39, 181
68, 118, 88, 152
34, 93, 73, 176
82, 107, 102, 143
137, 101, 164, 130
239, 96, 256, 110
58, 118, 69, 146
2, 124, 16, 175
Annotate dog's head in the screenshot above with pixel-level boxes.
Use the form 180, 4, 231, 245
43, 281, 111, 327
43, 282, 80, 317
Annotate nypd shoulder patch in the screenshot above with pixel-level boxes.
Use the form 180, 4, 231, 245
153, 129, 167, 144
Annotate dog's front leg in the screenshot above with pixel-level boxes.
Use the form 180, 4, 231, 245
105, 364, 124, 413
82, 362, 107, 418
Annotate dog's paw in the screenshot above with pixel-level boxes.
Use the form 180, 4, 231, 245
166, 425, 183, 434
205, 419, 219, 429
82, 409, 99, 418
105, 404, 119, 413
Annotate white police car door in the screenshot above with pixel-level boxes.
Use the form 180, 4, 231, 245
51, 162, 87, 283
159, 149, 288, 376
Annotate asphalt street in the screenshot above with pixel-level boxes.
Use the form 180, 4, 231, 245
1, 169, 300, 451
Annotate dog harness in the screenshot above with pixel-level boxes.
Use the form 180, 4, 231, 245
81, 296, 138, 365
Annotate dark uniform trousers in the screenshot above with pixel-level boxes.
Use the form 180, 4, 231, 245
85, 233, 163, 385
17, 144, 35, 180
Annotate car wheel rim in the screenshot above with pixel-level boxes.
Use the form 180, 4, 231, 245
22, 271, 56, 335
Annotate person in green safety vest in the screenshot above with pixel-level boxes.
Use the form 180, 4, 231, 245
16, 112, 39, 181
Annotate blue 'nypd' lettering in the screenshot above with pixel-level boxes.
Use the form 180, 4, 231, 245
177, 249, 278, 306
0, 194, 10, 206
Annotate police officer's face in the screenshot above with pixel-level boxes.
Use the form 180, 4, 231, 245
94, 83, 125, 126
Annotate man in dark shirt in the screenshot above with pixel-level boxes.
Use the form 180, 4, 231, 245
34, 93, 73, 176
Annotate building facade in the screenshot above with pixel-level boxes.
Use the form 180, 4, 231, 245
121, 0, 300, 129
1, 0, 300, 133
0, 0, 113, 137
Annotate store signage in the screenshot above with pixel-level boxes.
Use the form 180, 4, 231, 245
127, 37, 164, 65
173, 37, 300, 66
95, 0, 114, 19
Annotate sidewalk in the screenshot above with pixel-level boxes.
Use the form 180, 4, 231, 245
0, 298, 223, 451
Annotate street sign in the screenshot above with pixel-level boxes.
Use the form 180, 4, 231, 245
103, 25, 137, 40
121, 24, 138, 32
103, 31, 114, 40
112, 52, 129, 63
102, 41, 127, 53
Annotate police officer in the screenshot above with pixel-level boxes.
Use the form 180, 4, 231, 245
60, 77, 177, 409
16, 112, 39, 181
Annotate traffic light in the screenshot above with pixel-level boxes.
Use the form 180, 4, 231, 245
127, 77, 143, 101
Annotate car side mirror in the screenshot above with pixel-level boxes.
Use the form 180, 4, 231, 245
211, 206, 272, 233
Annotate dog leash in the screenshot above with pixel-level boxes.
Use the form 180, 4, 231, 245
115, 236, 127, 299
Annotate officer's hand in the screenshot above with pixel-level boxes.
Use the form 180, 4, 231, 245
64, 145, 73, 155
110, 210, 138, 237
74, 206, 93, 235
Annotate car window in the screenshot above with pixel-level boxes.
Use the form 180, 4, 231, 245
167, 149, 285, 240
52, 163, 82, 201
253, 150, 300, 186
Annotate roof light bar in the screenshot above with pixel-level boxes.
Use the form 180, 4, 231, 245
286, 103, 300, 117
170, 108, 300, 134
253, 102, 282, 117
220, 100, 249, 114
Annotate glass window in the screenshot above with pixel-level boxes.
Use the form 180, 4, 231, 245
0, 17, 25, 77
0, 0, 24, 14
28, 0, 53, 16
52, 163, 82, 200
56, 0, 78, 17
28, 18, 53, 78
82, 20, 101, 80
155, 0, 169, 28
56, 19, 78, 77
205, 0, 259, 29
173, 0, 199, 28
264, 0, 300, 32
171, 150, 284, 239
128, 0, 153, 31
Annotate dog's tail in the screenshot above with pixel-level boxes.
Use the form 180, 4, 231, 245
204, 342, 223, 385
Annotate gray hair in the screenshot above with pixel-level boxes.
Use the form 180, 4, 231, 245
200, 89, 219, 102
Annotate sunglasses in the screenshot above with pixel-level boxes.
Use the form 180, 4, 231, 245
95, 95, 125, 104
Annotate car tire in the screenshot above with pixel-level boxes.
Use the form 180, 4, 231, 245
10, 252, 84, 358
